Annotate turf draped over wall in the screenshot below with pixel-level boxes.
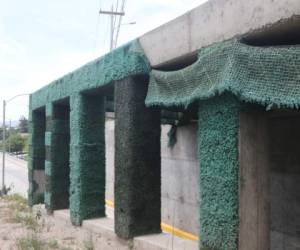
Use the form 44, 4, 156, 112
146, 40, 300, 110
198, 94, 241, 250
30, 40, 150, 110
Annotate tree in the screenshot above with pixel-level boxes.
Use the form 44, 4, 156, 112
18, 116, 28, 133
0, 127, 9, 141
7, 133, 26, 152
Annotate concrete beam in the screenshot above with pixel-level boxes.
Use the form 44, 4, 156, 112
139, 0, 300, 67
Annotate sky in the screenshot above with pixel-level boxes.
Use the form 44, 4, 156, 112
0, 0, 207, 123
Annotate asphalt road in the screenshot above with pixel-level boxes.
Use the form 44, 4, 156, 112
2, 154, 28, 197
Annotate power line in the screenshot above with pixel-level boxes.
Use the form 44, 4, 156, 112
99, 0, 126, 51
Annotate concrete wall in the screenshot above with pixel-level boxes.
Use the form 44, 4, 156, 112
33, 170, 45, 194
105, 119, 114, 204
161, 124, 199, 235
140, 0, 300, 67
105, 119, 199, 235
269, 116, 300, 250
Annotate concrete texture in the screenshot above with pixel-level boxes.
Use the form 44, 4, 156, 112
33, 170, 45, 195
161, 124, 199, 236
269, 116, 300, 250
140, 0, 300, 67
134, 233, 198, 250
105, 120, 200, 236
238, 108, 269, 250
105, 119, 114, 205
53, 209, 197, 250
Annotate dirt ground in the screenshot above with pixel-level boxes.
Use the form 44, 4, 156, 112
0, 195, 130, 250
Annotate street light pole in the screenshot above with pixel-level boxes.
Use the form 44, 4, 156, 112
2, 100, 6, 193
8, 120, 11, 153
1, 93, 30, 194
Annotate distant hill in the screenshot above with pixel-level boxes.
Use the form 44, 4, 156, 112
0, 120, 19, 128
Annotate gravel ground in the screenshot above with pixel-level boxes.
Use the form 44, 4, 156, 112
0, 195, 130, 250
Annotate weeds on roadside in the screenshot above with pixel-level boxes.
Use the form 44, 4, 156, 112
17, 234, 61, 250
4, 194, 41, 232
17, 234, 45, 250
83, 235, 94, 250
48, 239, 59, 249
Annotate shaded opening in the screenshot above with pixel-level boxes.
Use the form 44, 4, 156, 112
239, 108, 300, 249
160, 105, 200, 237
269, 111, 300, 249
154, 53, 198, 71
242, 16, 300, 46
79, 91, 106, 219
31, 107, 46, 204
52, 98, 70, 209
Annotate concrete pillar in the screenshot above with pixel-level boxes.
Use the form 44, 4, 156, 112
69, 93, 106, 226
114, 76, 161, 239
44, 102, 70, 213
198, 94, 241, 250
238, 108, 269, 250
28, 104, 46, 206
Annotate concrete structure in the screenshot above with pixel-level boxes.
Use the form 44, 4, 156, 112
140, 0, 300, 67
105, 120, 200, 236
28, 0, 300, 249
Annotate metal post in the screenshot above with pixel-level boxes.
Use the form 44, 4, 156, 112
99, 3, 126, 51
110, 5, 114, 51
8, 120, 11, 153
2, 100, 6, 193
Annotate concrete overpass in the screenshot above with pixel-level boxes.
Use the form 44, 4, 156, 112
28, 0, 300, 249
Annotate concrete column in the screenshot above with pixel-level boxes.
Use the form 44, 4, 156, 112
28, 104, 46, 206
44, 102, 70, 213
238, 108, 269, 250
114, 76, 161, 239
198, 94, 241, 250
69, 93, 106, 226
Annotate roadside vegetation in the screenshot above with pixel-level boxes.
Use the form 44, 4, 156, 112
0, 116, 29, 160
0, 194, 96, 250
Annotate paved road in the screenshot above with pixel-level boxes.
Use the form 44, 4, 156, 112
2, 154, 28, 197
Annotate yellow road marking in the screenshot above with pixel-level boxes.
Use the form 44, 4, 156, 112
105, 199, 199, 241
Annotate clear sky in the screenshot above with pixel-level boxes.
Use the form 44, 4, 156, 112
0, 0, 207, 123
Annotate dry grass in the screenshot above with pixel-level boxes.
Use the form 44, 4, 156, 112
17, 234, 45, 250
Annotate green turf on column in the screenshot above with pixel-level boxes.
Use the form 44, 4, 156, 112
28, 105, 46, 206
198, 94, 241, 250
69, 93, 106, 226
45, 101, 70, 212
114, 75, 161, 239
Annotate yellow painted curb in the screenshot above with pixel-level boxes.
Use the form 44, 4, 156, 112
105, 199, 199, 242
105, 199, 114, 208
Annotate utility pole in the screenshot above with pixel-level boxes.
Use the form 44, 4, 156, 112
99, 0, 126, 51
2, 100, 6, 193
8, 120, 11, 154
